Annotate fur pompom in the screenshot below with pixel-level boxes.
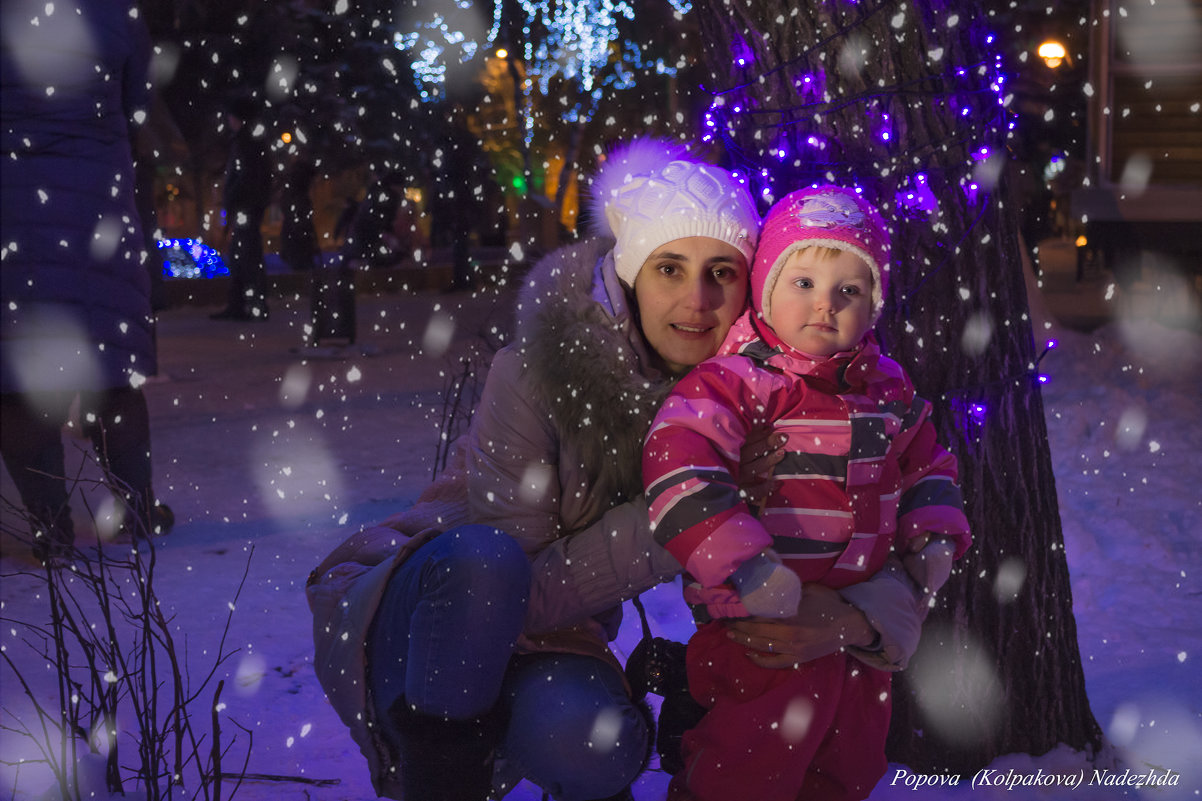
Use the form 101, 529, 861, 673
587, 138, 692, 239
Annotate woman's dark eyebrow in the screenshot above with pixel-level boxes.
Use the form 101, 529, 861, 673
647, 251, 738, 265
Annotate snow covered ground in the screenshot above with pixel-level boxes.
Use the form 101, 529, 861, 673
2, 277, 1199, 800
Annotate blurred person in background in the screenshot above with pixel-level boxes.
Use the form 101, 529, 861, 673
279, 157, 319, 273
210, 94, 272, 321
1, 0, 172, 561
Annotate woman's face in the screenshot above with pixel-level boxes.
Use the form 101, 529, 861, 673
633, 236, 748, 375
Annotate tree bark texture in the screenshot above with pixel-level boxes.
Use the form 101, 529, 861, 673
695, 0, 1102, 775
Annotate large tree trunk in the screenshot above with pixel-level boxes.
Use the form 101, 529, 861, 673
695, 0, 1102, 775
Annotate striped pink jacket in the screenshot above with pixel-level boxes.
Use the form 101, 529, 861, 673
644, 323, 971, 621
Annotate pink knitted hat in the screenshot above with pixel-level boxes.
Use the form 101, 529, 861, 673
752, 186, 891, 324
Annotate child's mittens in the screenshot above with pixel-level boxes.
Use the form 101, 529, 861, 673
729, 549, 802, 618
903, 537, 957, 602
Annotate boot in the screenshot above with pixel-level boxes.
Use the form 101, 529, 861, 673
587, 789, 636, 801
108, 497, 175, 545
390, 700, 502, 801
126, 497, 175, 538
29, 504, 75, 565
583, 699, 655, 801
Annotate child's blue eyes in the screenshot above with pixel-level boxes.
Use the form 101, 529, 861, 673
790, 279, 864, 295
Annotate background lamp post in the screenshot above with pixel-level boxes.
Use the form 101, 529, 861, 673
1038, 40, 1068, 68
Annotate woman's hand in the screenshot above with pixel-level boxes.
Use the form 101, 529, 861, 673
737, 430, 786, 508
723, 583, 876, 669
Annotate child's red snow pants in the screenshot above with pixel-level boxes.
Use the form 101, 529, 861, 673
667, 620, 892, 801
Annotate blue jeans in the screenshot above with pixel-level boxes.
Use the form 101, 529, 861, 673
494, 653, 651, 800
368, 524, 649, 800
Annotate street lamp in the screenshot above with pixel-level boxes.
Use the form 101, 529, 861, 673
1037, 40, 1068, 69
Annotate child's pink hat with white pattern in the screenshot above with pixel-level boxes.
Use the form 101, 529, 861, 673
752, 186, 891, 323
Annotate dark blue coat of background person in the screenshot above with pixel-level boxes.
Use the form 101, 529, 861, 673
1, 0, 171, 559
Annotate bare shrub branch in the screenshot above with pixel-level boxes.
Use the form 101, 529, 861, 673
1, 458, 254, 800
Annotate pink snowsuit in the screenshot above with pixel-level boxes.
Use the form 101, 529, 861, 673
643, 313, 972, 801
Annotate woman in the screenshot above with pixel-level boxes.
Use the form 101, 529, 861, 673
307, 141, 928, 800
1, 0, 171, 558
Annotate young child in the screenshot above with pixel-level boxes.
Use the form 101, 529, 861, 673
643, 185, 973, 801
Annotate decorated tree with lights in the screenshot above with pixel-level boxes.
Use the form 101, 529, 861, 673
139, 0, 273, 235
486, 0, 696, 221
692, 0, 1102, 774
394, 0, 701, 234
140, 0, 437, 241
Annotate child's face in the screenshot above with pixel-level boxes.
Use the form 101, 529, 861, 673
767, 247, 875, 357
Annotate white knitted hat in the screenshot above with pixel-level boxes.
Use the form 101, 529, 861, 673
590, 139, 759, 286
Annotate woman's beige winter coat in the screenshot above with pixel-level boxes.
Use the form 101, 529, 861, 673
306, 239, 681, 797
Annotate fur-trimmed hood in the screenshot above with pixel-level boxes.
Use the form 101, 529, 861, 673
511, 238, 677, 504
